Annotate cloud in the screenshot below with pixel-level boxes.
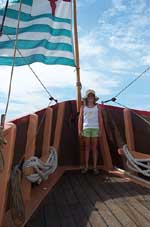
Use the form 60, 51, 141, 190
77, 0, 150, 109
97, 0, 150, 61
79, 34, 105, 59
112, 0, 127, 11
0, 61, 119, 120
142, 56, 150, 65
108, 60, 133, 71
80, 69, 119, 96
0, 0, 149, 120
90, 0, 150, 81
77, 0, 97, 8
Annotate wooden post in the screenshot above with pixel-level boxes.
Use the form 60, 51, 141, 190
100, 108, 113, 170
53, 103, 65, 153
22, 114, 38, 202
124, 108, 135, 151
0, 123, 16, 226
41, 107, 53, 162
73, 0, 81, 112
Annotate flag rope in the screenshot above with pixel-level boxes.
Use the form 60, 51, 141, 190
4, 30, 58, 103
0, 0, 9, 36
4, 0, 23, 123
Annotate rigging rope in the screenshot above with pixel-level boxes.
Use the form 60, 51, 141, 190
4, 0, 23, 122
0, 0, 9, 36
113, 100, 150, 127
114, 66, 150, 98
3, 31, 57, 103
101, 66, 150, 105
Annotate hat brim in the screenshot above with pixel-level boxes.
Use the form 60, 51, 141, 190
82, 96, 99, 101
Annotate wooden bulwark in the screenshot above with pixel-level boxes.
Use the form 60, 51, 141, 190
100, 107, 113, 170
53, 102, 65, 153
0, 123, 16, 226
1, 105, 65, 227
124, 108, 135, 151
41, 107, 53, 162
22, 114, 38, 202
117, 108, 150, 186
1, 102, 150, 226
124, 108, 150, 159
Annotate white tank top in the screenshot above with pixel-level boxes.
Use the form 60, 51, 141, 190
83, 105, 99, 129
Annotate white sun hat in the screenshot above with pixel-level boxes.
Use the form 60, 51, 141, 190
82, 89, 99, 101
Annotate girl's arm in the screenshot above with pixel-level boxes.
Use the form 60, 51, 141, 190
78, 105, 83, 136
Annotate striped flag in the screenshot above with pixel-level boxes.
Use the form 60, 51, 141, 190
0, 0, 75, 66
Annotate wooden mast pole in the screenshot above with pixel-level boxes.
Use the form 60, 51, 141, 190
73, 0, 82, 112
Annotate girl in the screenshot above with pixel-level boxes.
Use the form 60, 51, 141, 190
78, 89, 100, 175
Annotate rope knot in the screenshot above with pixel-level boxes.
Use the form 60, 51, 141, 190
23, 146, 58, 184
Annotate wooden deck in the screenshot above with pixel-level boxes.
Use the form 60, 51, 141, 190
26, 171, 150, 227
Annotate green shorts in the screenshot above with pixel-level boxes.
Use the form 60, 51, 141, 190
82, 128, 99, 138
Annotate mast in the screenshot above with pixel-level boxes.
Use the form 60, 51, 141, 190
73, 0, 82, 112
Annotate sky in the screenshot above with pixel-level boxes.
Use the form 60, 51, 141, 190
0, 0, 150, 121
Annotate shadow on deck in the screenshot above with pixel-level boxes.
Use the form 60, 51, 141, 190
26, 171, 150, 227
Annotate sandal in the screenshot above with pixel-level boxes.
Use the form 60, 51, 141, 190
81, 168, 88, 174
93, 168, 99, 175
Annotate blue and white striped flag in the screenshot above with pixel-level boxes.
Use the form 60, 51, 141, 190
0, 0, 75, 66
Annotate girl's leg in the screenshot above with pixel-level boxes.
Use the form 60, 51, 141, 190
91, 137, 98, 169
84, 137, 91, 169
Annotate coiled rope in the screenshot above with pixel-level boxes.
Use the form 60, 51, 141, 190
123, 144, 150, 177
10, 165, 25, 226
23, 146, 57, 184
10, 100, 53, 225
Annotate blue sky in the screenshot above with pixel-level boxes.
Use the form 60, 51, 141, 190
0, 0, 150, 120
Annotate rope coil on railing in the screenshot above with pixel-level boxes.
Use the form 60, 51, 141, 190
123, 144, 150, 177
23, 146, 57, 184
10, 164, 25, 226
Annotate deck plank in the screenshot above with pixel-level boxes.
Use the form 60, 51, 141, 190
62, 173, 91, 227
108, 175, 150, 225
103, 177, 148, 226
86, 173, 137, 227
76, 173, 122, 227
96, 173, 150, 227
68, 172, 107, 227
26, 171, 150, 227
53, 177, 77, 227
26, 193, 61, 227
118, 178, 150, 211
